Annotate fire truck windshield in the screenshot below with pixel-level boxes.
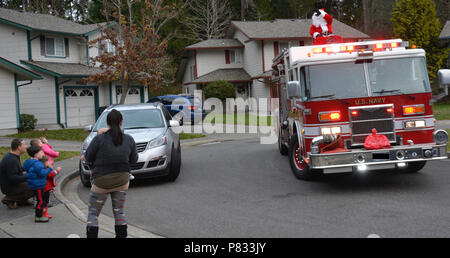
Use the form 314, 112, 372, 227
304, 57, 430, 101
368, 57, 431, 96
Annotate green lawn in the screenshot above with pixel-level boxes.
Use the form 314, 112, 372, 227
6, 128, 205, 142
203, 113, 273, 126
179, 133, 206, 140
0, 147, 80, 165
7, 128, 90, 142
433, 103, 450, 121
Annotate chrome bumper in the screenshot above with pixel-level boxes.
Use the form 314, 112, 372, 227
308, 143, 447, 174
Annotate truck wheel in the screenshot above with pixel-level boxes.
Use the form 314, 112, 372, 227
400, 161, 427, 173
79, 161, 91, 188
278, 129, 288, 156
288, 134, 316, 180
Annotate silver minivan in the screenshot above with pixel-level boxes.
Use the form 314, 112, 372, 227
79, 103, 181, 187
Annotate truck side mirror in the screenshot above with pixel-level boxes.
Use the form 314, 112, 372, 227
84, 125, 93, 132
438, 69, 450, 96
438, 69, 450, 87
287, 81, 301, 99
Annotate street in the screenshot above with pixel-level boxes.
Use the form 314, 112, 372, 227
76, 139, 450, 238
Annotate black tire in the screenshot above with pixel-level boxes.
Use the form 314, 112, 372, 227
163, 143, 181, 182
278, 129, 288, 156
79, 161, 91, 187
399, 161, 427, 173
288, 134, 318, 180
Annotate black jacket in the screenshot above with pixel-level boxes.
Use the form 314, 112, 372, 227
0, 152, 26, 195
85, 131, 138, 179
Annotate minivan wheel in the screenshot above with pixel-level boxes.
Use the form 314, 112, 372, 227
163, 143, 181, 182
79, 161, 91, 187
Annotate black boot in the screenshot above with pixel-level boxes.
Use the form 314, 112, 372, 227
115, 224, 127, 238
86, 226, 99, 238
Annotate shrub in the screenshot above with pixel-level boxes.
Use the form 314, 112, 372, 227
19, 114, 37, 132
204, 80, 236, 101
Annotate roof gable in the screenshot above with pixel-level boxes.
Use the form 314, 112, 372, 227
439, 21, 450, 39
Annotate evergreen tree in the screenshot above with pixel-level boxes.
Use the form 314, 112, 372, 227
392, 0, 449, 84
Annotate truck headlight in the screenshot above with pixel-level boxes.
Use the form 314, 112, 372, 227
404, 120, 425, 129
321, 126, 341, 135
147, 135, 167, 149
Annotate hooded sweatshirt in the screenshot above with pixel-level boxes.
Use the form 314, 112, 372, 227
23, 159, 53, 190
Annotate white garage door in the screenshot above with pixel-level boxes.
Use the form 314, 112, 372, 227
117, 87, 142, 104
65, 88, 96, 128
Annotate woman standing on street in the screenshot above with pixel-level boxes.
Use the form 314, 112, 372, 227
83, 109, 138, 238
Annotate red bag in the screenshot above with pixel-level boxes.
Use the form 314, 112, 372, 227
364, 129, 391, 150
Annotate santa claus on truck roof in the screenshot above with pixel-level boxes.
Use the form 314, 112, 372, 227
310, 8, 343, 45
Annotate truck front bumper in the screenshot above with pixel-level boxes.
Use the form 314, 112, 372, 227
309, 143, 447, 174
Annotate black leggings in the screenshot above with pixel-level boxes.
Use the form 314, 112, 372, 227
33, 189, 49, 217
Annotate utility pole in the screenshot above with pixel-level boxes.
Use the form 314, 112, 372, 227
362, 0, 370, 34
241, 0, 245, 21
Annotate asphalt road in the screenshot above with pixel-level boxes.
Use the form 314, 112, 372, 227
77, 139, 450, 238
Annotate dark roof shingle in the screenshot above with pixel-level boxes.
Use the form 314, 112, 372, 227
21, 60, 103, 77
229, 19, 370, 39
185, 39, 244, 50
190, 68, 251, 84
0, 7, 104, 35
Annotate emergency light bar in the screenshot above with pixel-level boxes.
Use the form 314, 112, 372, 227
310, 41, 409, 56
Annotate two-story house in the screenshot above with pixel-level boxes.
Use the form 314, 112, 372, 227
439, 21, 450, 68
181, 19, 370, 114
0, 8, 149, 134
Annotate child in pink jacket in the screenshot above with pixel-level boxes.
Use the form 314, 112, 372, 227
40, 137, 59, 166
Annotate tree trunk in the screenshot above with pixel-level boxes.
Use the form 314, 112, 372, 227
119, 81, 129, 104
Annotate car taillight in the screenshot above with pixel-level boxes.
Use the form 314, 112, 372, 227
187, 105, 195, 110
403, 105, 425, 115
319, 111, 341, 122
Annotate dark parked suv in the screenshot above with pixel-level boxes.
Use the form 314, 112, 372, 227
147, 95, 206, 125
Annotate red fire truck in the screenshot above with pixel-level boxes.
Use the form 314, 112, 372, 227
273, 39, 450, 180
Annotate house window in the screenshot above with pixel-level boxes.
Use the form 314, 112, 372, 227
230, 50, 241, 64
65, 89, 77, 97
105, 40, 116, 53
46, 37, 65, 57
128, 88, 140, 95
79, 89, 94, 97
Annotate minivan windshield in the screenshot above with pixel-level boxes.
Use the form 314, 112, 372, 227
305, 57, 430, 100
94, 109, 165, 131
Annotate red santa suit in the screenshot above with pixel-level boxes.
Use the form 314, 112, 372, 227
310, 9, 343, 45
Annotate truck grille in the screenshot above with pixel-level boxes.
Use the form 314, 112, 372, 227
136, 142, 148, 153
349, 104, 395, 146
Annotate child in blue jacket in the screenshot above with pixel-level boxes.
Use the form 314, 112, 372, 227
23, 146, 54, 223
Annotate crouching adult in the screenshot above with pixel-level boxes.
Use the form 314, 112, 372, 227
0, 139, 34, 209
